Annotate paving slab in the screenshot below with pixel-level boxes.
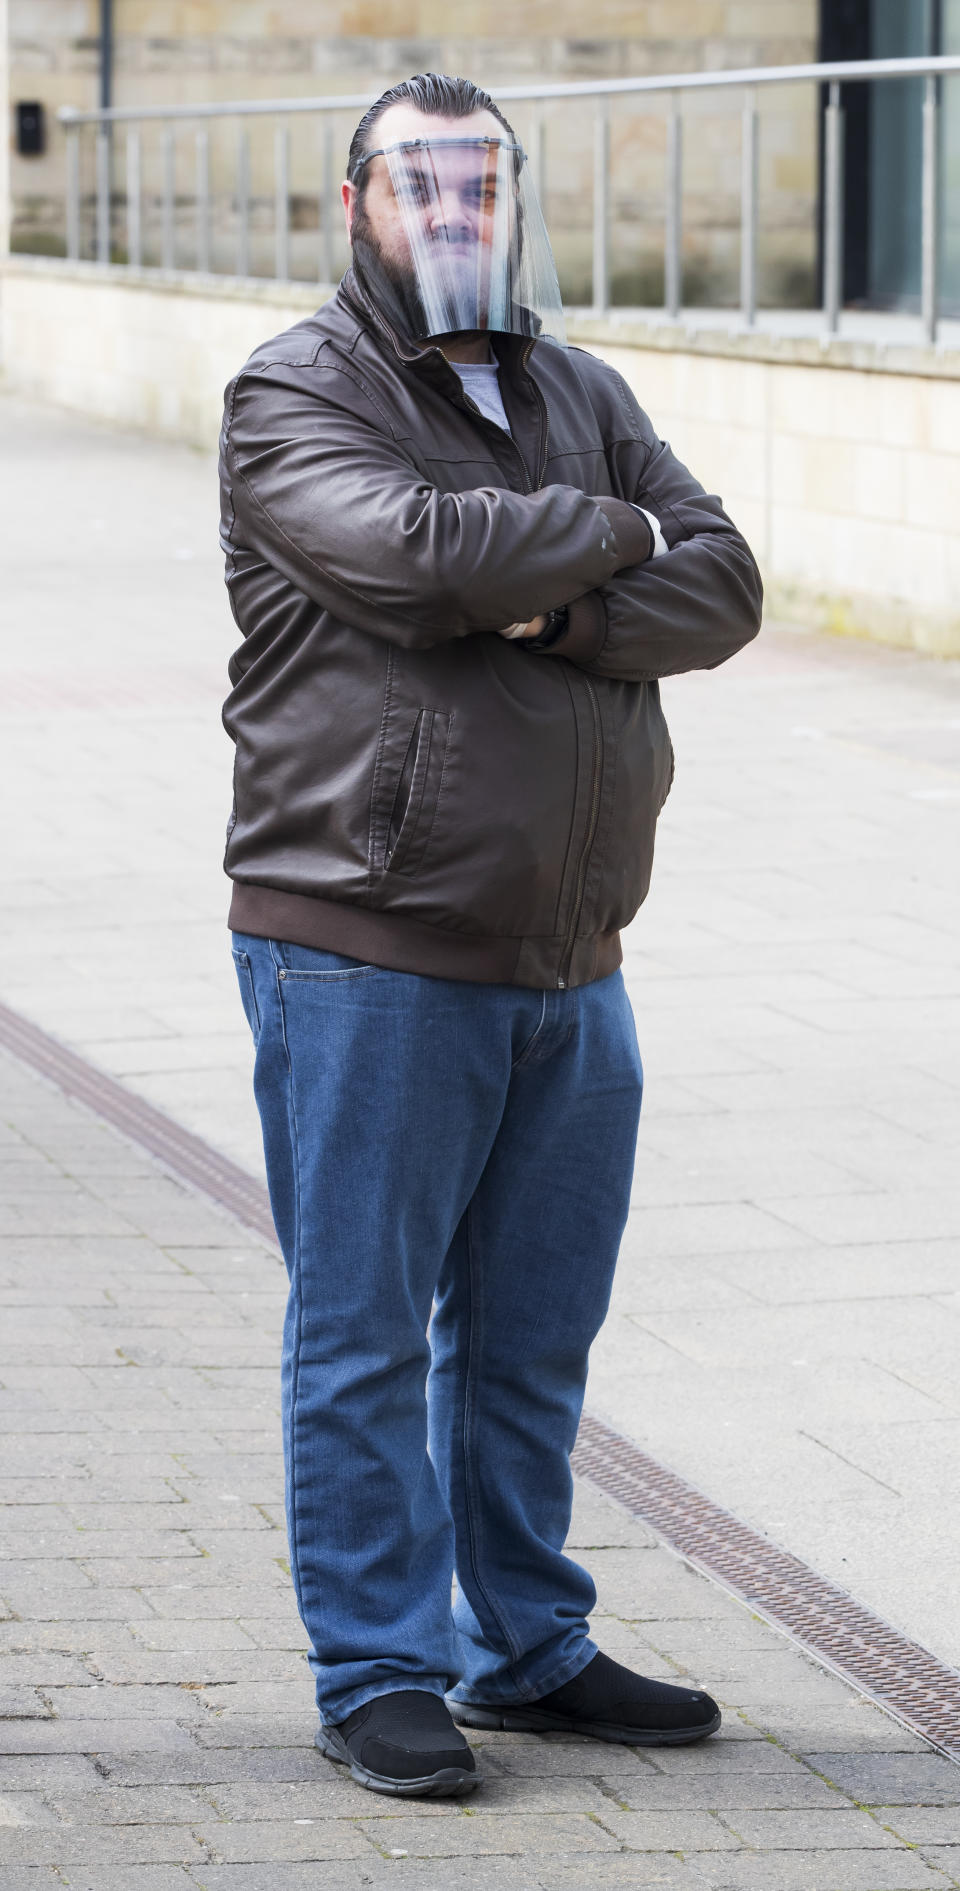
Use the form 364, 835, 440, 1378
0, 1050, 958, 1885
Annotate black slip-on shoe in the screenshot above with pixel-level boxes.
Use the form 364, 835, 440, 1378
450, 1650, 721, 1747
316, 1688, 480, 1797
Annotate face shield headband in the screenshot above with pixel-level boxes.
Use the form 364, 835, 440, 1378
352, 135, 566, 347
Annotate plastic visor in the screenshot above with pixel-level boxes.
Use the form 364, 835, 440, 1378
362, 136, 566, 346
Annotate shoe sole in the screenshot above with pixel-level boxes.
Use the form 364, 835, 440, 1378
315, 1723, 480, 1797
450, 1704, 722, 1746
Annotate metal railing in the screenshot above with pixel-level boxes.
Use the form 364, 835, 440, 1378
59, 54, 960, 343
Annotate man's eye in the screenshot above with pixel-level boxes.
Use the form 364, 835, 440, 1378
397, 175, 431, 204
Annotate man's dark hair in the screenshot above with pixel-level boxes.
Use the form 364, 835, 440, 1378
346, 73, 517, 188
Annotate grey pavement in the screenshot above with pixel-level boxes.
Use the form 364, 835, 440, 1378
2, 1041, 960, 1890
2, 392, 959, 1664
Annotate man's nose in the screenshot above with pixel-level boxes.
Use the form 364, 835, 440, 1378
428, 189, 473, 236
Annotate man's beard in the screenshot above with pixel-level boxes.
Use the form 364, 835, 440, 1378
350, 205, 487, 347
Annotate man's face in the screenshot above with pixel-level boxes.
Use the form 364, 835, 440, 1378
342, 104, 512, 340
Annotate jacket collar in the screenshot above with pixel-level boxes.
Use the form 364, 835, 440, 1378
338, 267, 534, 392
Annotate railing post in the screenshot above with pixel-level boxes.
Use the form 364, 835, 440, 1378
740, 86, 758, 327
126, 128, 141, 267
592, 97, 610, 316
921, 72, 939, 345
275, 126, 290, 281
196, 130, 210, 272
236, 126, 251, 277
823, 80, 844, 336
161, 126, 175, 270
65, 123, 81, 260
96, 126, 111, 264
320, 116, 335, 285
665, 95, 683, 320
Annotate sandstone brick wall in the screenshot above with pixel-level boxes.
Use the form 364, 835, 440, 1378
9, 0, 818, 306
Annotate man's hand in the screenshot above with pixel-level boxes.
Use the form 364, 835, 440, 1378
498, 614, 548, 641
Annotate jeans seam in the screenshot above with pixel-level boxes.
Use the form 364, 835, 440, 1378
461, 1202, 524, 1674
269, 938, 306, 1625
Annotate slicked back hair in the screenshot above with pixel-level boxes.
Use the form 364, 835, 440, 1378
346, 73, 517, 190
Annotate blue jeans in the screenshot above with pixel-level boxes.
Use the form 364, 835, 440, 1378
232, 933, 643, 1724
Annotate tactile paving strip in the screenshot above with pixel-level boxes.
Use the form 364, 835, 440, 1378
3, 995, 959, 1763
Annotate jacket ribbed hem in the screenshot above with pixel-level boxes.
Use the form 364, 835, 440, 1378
227, 883, 622, 990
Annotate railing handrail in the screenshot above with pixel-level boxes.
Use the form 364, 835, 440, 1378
57, 53, 960, 127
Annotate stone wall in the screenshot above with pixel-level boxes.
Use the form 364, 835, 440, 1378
4, 256, 959, 659
8, 1, 819, 305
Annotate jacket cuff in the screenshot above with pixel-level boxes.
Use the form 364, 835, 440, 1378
530, 589, 608, 664
599, 498, 654, 568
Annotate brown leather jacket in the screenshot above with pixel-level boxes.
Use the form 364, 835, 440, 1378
219, 271, 762, 989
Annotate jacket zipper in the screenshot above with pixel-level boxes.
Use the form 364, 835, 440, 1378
557, 676, 603, 989
453, 350, 598, 989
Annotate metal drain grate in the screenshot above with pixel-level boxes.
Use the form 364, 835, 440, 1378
0, 1000, 276, 1246
572, 1413, 960, 1759
2, 997, 959, 1763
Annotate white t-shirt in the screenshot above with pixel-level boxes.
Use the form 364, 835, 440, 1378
449, 358, 512, 435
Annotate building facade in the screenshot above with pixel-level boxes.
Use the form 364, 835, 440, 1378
9, 1, 818, 302
6, 2, 959, 309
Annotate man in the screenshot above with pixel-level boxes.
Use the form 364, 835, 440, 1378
219, 72, 762, 1800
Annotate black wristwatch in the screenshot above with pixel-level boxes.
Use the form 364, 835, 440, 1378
526, 605, 569, 649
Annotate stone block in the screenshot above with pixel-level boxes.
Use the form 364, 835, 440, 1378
190, 1715, 317, 1749
589, 1805, 742, 1849
602, 1766, 847, 1809
355, 1810, 621, 1855
904, 448, 960, 535
801, 1755, 960, 1806
192, 1820, 376, 1861
688, 1852, 949, 1889
0, 1720, 199, 1756
203, 1778, 375, 1822
137, 1587, 294, 1620
531, 1861, 700, 1888
916, 1853, 960, 1883
724, 1806, 903, 1848
483, 1737, 653, 1777
0, 1823, 208, 1864
0, 1690, 54, 1721
44, 1871, 201, 1891
0, 1755, 105, 1791
188, 1868, 445, 1891
44, 1784, 218, 1825
876, 1809, 960, 1844
854, 440, 906, 524
130, 1621, 261, 1651
43, 1684, 208, 1723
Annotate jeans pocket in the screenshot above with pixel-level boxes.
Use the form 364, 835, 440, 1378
232, 947, 262, 1043
273, 941, 378, 980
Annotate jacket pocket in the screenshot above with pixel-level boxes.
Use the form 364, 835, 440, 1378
381, 707, 451, 877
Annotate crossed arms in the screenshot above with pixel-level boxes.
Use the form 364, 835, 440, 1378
224, 357, 763, 685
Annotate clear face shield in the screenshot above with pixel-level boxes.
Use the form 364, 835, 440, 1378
352, 135, 566, 347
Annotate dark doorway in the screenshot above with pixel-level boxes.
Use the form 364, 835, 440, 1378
819, 0, 960, 313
